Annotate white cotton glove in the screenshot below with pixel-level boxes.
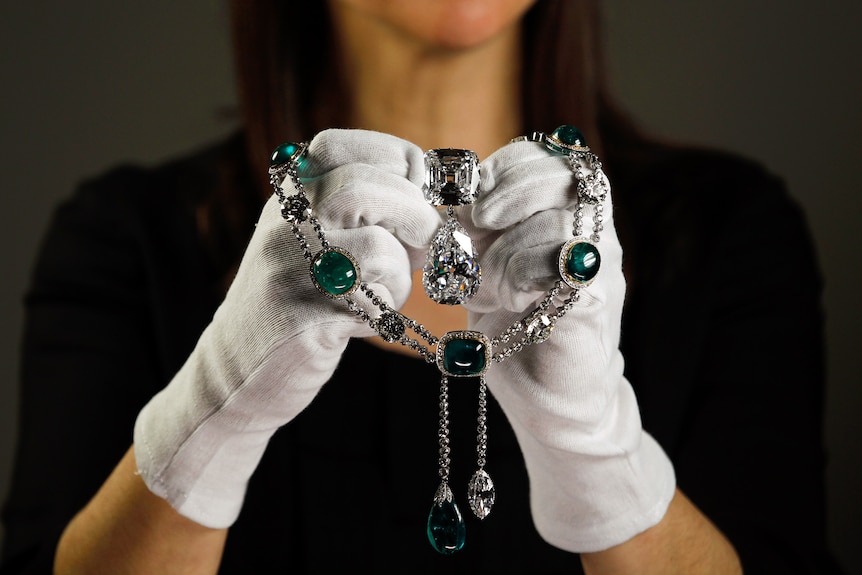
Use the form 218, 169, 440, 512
465, 139, 676, 552
134, 129, 439, 528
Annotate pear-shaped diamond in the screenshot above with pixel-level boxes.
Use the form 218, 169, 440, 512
423, 219, 481, 305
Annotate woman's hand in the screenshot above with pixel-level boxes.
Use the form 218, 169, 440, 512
133, 129, 441, 529
465, 139, 676, 553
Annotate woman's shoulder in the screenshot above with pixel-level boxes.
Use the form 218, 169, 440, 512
63, 131, 248, 219
612, 140, 790, 215
610, 139, 817, 291
36, 132, 254, 285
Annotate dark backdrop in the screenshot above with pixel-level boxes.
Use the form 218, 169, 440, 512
1, 2, 859, 572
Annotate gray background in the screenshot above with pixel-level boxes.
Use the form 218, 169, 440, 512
1, 1, 859, 572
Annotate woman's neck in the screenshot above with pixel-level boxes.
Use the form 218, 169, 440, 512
328, 5, 524, 352
329, 4, 523, 159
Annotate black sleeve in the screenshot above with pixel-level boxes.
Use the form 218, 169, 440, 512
0, 166, 216, 574
623, 151, 842, 574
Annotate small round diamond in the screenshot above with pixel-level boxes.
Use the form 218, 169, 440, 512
281, 195, 311, 222
376, 312, 406, 343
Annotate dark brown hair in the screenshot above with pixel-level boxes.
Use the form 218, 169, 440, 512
211, 0, 646, 278
229, 1, 644, 191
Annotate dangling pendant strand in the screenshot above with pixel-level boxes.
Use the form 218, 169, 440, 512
422, 149, 482, 305
467, 375, 495, 519
426, 376, 467, 554
268, 126, 608, 555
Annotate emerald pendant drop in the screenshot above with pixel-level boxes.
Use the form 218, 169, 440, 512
426, 483, 466, 555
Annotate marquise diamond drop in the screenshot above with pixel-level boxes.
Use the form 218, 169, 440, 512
467, 469, 495, 520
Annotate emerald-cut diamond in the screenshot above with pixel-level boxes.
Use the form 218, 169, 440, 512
423, 149, 480, 206
427, 482, 466, 555
546, 125, 588, 154
310, 247, 359, 298
437, 331, 491, 377
559, 238, 600, 288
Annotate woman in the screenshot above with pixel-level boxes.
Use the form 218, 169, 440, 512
1, 1, 839, 573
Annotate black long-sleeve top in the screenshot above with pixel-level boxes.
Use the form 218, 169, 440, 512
1, 133, 843, 573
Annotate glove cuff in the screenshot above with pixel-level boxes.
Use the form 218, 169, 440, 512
525, 429, 676, 553
133, 325, 343, 528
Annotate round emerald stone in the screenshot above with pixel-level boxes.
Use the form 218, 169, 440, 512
312, 250, 357, 296
442, 338, 487, 376
270, 142, 301, 166
552, 125, 586, 147
565, 241, 600, 284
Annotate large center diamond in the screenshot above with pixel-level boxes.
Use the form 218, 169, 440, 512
423, 220, 481, 305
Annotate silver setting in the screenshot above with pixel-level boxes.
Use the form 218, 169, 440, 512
468, 375, 495, 519
280, 195, 311, 222
433, 480, 455, 505
509, 131, 546, 144
570, 151, 609, 205
373, 311, 407, 343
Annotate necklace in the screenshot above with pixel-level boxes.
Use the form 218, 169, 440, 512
268, 126, 609, 554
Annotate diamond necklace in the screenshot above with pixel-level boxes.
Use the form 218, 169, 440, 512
268, 127, 609, 554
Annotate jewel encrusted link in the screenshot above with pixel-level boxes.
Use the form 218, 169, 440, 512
268, 130, 605, 366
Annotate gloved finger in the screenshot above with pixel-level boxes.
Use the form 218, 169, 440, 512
474, 141, 577, 230
326, 226, 414, 310
304, 164, 442, 249
467, 208, 571, 313
302, 128, 426, 185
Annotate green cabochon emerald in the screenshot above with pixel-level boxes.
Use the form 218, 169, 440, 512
437, 331, 491, 377
546, 125, 588, 154
559, 239, 600, 288
552, 125, 586, 147
311, 248, 359, 297
270, 142, 301, 166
